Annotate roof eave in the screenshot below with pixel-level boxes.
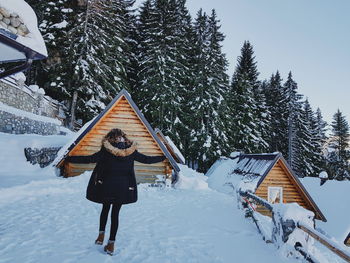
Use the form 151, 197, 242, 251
279, 156, 327, 222
345, 233, 350, 245
255, 152, 282, 188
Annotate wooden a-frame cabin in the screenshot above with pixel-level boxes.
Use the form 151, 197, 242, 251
232, 152, 327, 221
55, 89, 180, 184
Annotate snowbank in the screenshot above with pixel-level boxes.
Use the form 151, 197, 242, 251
174, 164, 208, 190
0, 132, 73, 188
0, 0, 47, 56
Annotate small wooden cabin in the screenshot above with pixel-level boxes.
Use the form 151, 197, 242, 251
155, 128, 185, 165
233, 153, 326, 221
54, 89, 180, 184
345, 233, 350, 246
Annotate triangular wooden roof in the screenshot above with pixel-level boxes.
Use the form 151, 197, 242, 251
55, 89, 180, 173
345, 232, 350, 246
233, 152, 327, 222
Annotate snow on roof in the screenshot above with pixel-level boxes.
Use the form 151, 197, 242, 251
165, 135, 185, 164
206, 156, 261, 194
232, 153, 278, 178
301, 177, 350, 242
0, 0, 47, 56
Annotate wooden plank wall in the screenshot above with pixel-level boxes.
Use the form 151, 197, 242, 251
64, 96, 172, 183
254, 160, 313, 216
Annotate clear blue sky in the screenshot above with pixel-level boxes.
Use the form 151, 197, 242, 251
136, 0, 350, 125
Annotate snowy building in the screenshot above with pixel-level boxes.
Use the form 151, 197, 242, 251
206, 152, 326, 222
0, 0, 47, 78
54, 89, 180, 184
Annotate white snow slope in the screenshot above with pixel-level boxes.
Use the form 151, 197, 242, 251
0, 133, 297, 263
301, 177, 350, 243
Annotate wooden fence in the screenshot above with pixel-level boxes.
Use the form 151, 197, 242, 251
239, 190, 350, 263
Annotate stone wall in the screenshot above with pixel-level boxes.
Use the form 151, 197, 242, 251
0, 79, 61, 118
0, 110, 59, 135
0, 80, 35, 113
24, 147, 61, 168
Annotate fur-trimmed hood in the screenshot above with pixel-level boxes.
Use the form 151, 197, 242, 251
102, 139, 138, 157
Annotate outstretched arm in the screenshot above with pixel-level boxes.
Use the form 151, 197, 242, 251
134, 150, 166, 164
65, 150, 102, 164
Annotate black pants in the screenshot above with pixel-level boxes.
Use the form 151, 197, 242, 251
99, 203, 122, 241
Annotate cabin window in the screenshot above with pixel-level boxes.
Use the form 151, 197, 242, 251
268, 187, 283, 204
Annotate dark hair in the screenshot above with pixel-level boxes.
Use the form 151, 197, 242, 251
104, 128, 132, 146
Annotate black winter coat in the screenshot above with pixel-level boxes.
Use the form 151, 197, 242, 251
66, 141, 166, 204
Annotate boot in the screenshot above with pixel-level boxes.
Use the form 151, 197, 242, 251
95, 231, 104, 245
104, 240, 115, 256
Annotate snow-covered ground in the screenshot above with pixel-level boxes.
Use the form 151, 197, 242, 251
0, 132, 73, 188
0, 132, 300, 263
205, 156, 350, 263
301, 177, 350, 244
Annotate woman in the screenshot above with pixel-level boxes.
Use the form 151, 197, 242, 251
65, 128, 166, 255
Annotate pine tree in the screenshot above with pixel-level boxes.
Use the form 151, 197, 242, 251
226, 41, 268, 153
283, 72, 302, 167
293, 100, 325, 177
122, 0, 139, 96
327, 110, 350, 180
315, 108, 328, 146
25, 0, 74, 99
264, 71, 288, 155
26, 0, 134, 123
312, 108, 328, 173
136, 0, 186, 136
188, 9, 229, 171
68, 0, 131, 121
167, 0, 197, 162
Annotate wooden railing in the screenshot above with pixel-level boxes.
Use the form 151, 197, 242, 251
297, 223, 350, 263
239, 190, 350, 263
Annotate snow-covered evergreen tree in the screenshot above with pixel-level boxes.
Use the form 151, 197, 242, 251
315, 108, 328, 146
310, 107, 328, 175
189, 9, 229, 171
68, 0, 132, 121
26, 0, 134, 122
293, 100, 325, 177
327, 109, 350, 180
25, 0, 74, 99
136, 0, 188, 137
226, 41, 268, 153
264, 71, 288, 155
168, 0, 197, 161
283, 72, 302, 167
